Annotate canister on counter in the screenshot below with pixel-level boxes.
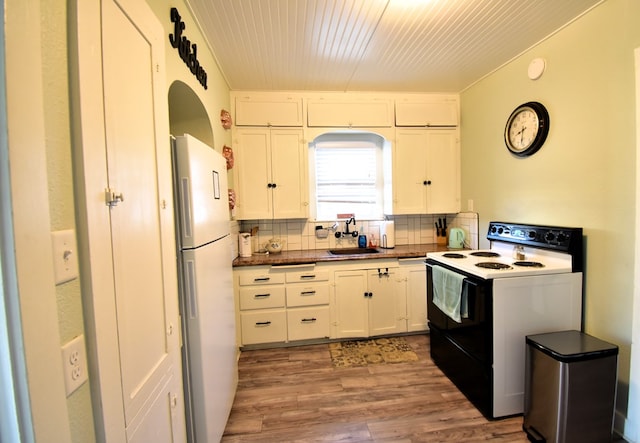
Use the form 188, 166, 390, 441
238, 232, 252, 257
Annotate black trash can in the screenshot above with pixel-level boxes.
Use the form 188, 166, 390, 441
523, 330, 618, 443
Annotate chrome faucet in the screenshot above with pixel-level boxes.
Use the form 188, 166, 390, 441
345, 217, 355, 234
335, 217, 358, 238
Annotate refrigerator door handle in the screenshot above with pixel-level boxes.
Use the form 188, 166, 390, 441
185, 260, 198, 318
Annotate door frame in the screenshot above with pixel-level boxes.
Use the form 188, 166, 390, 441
68, 0, 124, 440
626, 46, 640, 443
2, 0, 72, 441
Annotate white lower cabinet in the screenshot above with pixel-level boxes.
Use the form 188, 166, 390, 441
399, 258, 428, 332
333, 268, 407, 339
234, 259, 428, 346
235, 265, 331, 346
236, 268, 287, 345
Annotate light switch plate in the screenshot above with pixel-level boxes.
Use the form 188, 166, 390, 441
51, 229, 78, 284
61, 334, 88, 396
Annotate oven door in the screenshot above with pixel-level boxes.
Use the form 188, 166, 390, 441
426, 260, 492, 364
426, 259, 494, 417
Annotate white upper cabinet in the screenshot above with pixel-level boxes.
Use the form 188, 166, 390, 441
386, 128, 461, 215
233, 128, 308, 219
234, 94, 304, 127
307, 97, 393, 127
395, 97, 459, 127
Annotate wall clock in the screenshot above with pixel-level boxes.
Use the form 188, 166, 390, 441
504, 101, 549, 157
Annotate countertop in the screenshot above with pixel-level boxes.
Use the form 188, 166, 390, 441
232, 243, 450, 267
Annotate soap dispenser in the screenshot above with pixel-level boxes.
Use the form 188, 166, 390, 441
358, 225, 367, 248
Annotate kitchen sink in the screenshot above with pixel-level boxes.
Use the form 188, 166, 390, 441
328, 248, 379, 255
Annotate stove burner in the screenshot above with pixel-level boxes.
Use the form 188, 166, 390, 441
443, 253, 466, 259
470, 251, 500, 258
513, 261, 544, 268
475, 262, 512, 270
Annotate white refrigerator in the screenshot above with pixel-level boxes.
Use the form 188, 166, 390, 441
173, 134, 237, 442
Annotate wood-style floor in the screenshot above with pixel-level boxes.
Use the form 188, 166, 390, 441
222, 334, 530, 442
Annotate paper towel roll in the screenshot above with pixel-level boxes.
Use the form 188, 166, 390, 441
379, 221, 395, 249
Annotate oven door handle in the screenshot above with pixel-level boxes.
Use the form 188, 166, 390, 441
464, 279, 480, 290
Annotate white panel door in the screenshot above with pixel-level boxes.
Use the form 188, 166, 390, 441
368, 269, 407, 336
234, 128, 272, 219
424, 130, 460, 214
270, 129, 308, 219
334, 271, 369, 338
393, 130, 429, 214
70, 0, 185, 441
102, 0, 182, 436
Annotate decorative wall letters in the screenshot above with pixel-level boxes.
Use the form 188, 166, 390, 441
169, 8, 208, 90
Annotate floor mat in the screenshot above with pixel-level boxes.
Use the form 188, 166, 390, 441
329, 337, 419, 368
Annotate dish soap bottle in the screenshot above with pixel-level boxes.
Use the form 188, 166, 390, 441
358, 226, 367, 248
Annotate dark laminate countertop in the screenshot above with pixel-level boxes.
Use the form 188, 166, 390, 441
232, 243, 450, 267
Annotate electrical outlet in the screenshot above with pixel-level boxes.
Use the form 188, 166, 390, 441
61, 334, 88, 396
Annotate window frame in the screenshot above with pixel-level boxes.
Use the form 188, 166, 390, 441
309, 132, 386, 221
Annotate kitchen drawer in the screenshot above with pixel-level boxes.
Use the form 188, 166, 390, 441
238, 272, 285, 286
287, 306, 330, 341
239, 286, 286, 310
240, 309, 287, 345
285, 283, 330, 307
285, 270, 329, 283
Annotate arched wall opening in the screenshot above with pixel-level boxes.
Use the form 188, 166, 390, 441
168, 80, 213, 145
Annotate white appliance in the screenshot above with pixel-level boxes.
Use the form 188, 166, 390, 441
426, 221, 583, 419
173, 134, 237, 442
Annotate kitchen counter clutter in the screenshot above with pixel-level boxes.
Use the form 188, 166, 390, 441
232, 243, 449, 267
233, 243, 450, 348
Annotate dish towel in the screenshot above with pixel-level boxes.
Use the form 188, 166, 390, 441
432, 265, 467, 323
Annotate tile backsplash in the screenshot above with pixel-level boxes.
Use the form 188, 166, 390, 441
234, 212, 479, 254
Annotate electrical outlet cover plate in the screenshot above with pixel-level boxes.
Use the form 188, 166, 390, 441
61, 334, 88, 396
51, 229, 79, 284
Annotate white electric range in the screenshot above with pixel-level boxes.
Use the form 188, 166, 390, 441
425, 221, 584, 419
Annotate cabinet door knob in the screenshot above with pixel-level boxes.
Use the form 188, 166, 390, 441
423, 180, 432, 185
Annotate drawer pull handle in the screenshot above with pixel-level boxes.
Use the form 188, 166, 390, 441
300, 291, 316, 296
255, 321, 272, 326
301, 318, 317, 323
254, 277, 270, 282
254, 293, 271, 298
300, 275, 316, 279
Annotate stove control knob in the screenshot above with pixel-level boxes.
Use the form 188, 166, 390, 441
544, 231, 555, 242
556, 233, 567, 243
527, 231, 536, 240
497, 227, 504, 234
490, 226, 497, 234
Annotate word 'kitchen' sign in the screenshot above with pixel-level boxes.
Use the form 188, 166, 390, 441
169, 8, 208, 90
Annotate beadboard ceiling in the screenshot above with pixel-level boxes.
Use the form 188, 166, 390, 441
185, 0, 602, 92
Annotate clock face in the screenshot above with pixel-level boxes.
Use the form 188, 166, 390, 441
507, 107, 538, 151
504, 102, 549, 157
